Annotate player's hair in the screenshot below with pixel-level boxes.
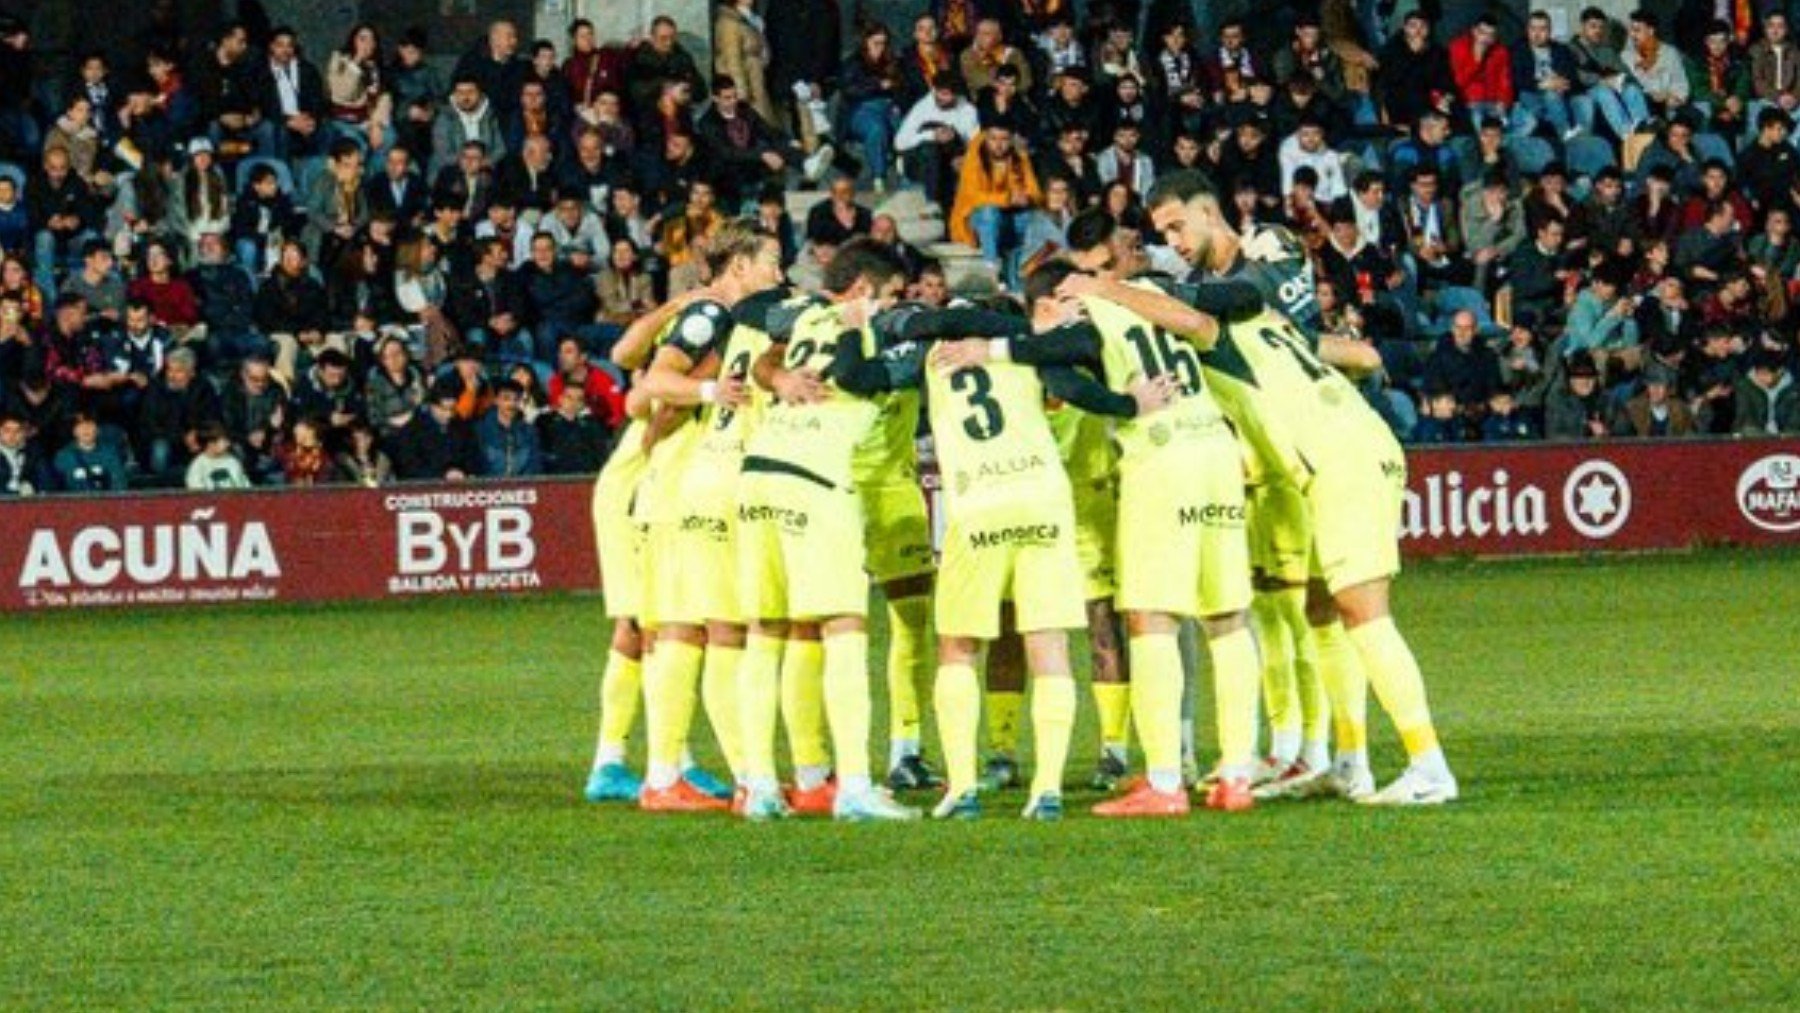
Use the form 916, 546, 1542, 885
1065, 206, 1117, 254
703, 217, 769, 278
1144, 169, 1217, 213
821, 237, 906, 296
1023, 259, 1081, 310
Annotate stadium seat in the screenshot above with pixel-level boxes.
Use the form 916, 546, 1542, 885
1694, 132, 1734, 168
1449, 136, 1481, 184
235, 156, 294, 195
1426, 285, 1500, 338
1510, 136, 1555, 176
1564, 136, 1616, 181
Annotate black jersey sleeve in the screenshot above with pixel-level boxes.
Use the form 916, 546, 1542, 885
1042, 366, 1137, 418
1163, 278, 1266, 321
826, 331, 925, 395
872, 303, 1035, 346
1004, 321, 1106, 369
731, 287, 795, 331
666, 299, 735, 361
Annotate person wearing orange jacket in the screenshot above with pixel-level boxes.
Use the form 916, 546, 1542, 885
949, 122, 1041, 279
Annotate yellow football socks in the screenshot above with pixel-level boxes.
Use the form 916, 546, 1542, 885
644, 639, 703, 788
1029, 675, 1076, 798
1092, 681, 1131, 755
1313, 620, 1369, 755
1251, 592, 1300, 759
1208, 627, 1262, 779
780, 638, 829, 778
822, 630, 872, 786
1128, 633, 1183, 792
738, 634, 784, 789
1349, 616, 1441, 759
594, 649, 642, 767
700, 643, 744, 781
985, 690, 1024, 755
885, 596, 932, 744
934, 662, 982, 795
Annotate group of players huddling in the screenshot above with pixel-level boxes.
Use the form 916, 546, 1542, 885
581, 170, 1459, 821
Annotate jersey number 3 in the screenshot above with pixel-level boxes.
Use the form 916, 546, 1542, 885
951, 367, 1005, 441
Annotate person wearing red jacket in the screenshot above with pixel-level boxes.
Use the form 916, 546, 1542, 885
1448, 15, 1514, 130
546, 334, 624, 430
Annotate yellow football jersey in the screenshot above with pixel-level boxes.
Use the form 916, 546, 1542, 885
1197, 306, 1366, 484
926, 360, 1067, 512
690, 316, 772, 462
1082, 291, 1230, 460
742, 302, 883, 489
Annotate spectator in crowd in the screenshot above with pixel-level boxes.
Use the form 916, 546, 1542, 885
366, 335, 427, 436
0, 177, 30, 258
475, 378, 542, 477
434, 77, 508, 172
1203, 19, 1264, 104
50, 410, 127, 492
450, 237, 532, 364
336, 418, 394, 487
1613, 360, 1695, 437
1512, 10, 1580, 140
713, 0, 776, 126
538, 380, 610, 474
327, 23, 391, 155
220, 354, 287, 483
128, 240, 199, 342
1735, 347, 1800, 435
1502, 214, 1572, 328
518, 231, 600, 361
1096, 119, 1154, 199
394, 377, 481, 481
1547, 350, 1609, 440
1686, 21, 1750, 140
29, 147, 100, 298
1483, 388, 1539, 441
626, 15, 707, 114
256, 26, 329, 162
394, 236, 454, 368
805, 175, 873, 262
697, 74, 802, 208
1377, 9, 1457, 132
898, 13, 951, 106
390, 29, 445, 162
1625, 9, 1689, 113
493, 134, 559, 224
290, 347, 363, 440
305, 138, 370, 266
546, 335, 624, 430
366, 146, 427, 231
188, 230, 264, 368
455, 19, 530, 124
186, 421, 251, 490
961, 18, 1033, 96
1449, 14, 1514, 131
254, 240, 333, 384
0, 409, 47, 494
1565, 260, 1643, 377
1423, 310, 1503, 423
842, 23, 904, 193
277, 415, 337, 486
61, 240, 126, 322
1572, 7, 1650, 139
1738, 108, 1795, 214
1748, 12, 1800, 118
896, 72, 978, 208
1461, 169, 1526, 295
950, 123, 1042, 274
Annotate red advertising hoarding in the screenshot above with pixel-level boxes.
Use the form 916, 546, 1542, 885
1, 440, 1795, 613
0, 482, 600, 612
1398, 439, 1800, 556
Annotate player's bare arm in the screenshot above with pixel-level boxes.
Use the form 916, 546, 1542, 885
641, 342, 745, 409
612, 287, 711, 370
1317, 335, 1384, 378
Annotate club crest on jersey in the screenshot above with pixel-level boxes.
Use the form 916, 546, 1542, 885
1148, 422, 1171, 447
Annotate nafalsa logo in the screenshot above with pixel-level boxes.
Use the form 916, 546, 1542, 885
17, 508, 282, 589
1737, 454, 1800, 533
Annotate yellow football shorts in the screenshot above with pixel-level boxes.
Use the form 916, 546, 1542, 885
736, 470, 869, 622
857, 479, 936, 585
935, 495, 1086, 640
1305, 417, 1406, 595
1115, 436, 1253, 619
1247, 479, 1312, 588
1071, 476, 1119, 601
593, 459, 647, 620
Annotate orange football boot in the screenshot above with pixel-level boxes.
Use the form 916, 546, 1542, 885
1092, 780, 1191, 817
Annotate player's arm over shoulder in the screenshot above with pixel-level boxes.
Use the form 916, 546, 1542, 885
1040, 365, 1137, 418
827, 328, 923, 395
1317, 335, 1383, 378
640, 301, 731, 405
872, 302, 1033, 346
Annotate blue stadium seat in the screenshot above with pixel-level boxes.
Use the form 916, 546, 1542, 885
1693, 132, 1734, 168
1564, 135, 1616, 181
235, 156, 294, 195
1510, 136, 1555, 176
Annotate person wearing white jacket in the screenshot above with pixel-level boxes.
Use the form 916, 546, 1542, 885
1624, 11, 1689, 110
1278, 118, 1348, 202
895, 73, 979, 206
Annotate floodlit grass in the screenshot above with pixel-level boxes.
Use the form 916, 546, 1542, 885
3, 550, 1798, 1009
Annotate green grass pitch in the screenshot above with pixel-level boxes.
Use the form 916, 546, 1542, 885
4, 549, 1799, 1009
